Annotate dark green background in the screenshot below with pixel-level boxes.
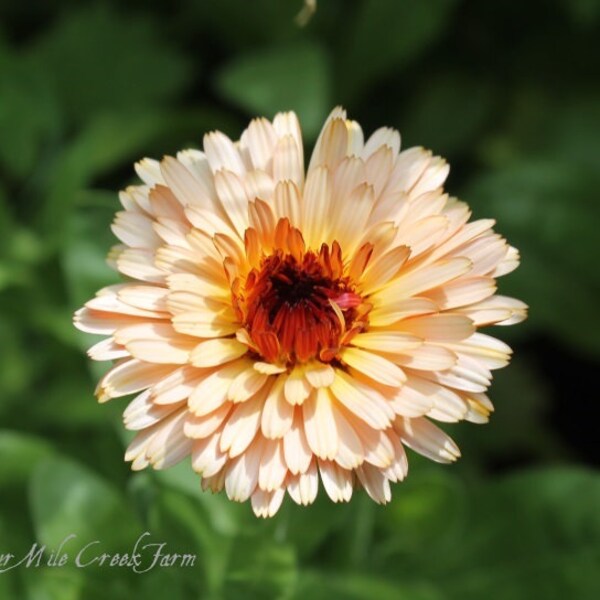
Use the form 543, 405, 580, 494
1, 0, 599, 598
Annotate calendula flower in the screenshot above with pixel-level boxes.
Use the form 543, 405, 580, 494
74, 107, 526, 517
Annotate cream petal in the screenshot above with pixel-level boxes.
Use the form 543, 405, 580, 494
244, 169, 275, 203
117, 285, 169, 313
272, 134, 303, 187
224, 436, 263, 502
273, 180, 302, 227
258, 438, 288, 492
152, 366, 203, 405
191, 433, 228, 477
251, 487, 285, 518
303, 389, 338, 460
87, 338, 129, 361
284, 365, 312, 405
146, 408, 192, 469
188, 359, 249, 416
309, 117, 349, 171
261, 375, 294, 439
397, 314, 475, 341
362, 127, 401, 159
214, 169, 250, 238
116, 248, 166, 283
360, 245, 411, 295
243, 117, 277, 172
355, 464, 391, 504
302, 166, 331, 249
329, 369, 394, 429
96, 359, 173, 402
396, 376, 468, 423
351, 331, 422, 354
368, 297, 438, 328
392, 344, 458, 371
172, 309, 238, 338
286, 459, 318, 505
283, 408, 313, 475
160, 156, 211, 208
394, 416, 460, 463
227, 366, 269, 403
220, 388, 267, 457
203, 130, 246, 176
339, 346, 406, 387
410, 156, 449, 197
373, 257, 472, 301
191, 338, 248, 368
112, 211, 161, 249
384, 147, 431, 195
304, 361, 335, 388
318, 460, 353, 503
185, 402, 232, 439
273, 111, 304, 173
382, 433, 408, 482
423, 276, 496, 310
457, 295, 528, 326
135, 158, 164, 186
365, 145, 394, 198
441, 333, 512, 370
123, 390, 183, 431
492, 245, 520, 277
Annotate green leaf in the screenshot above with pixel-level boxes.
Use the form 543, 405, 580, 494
0, 46, 60, 178
294, 571, 443, 600
153, 462, 245, 536
22, 568, 86, 600
26, 4, 190, 126
340, 0, 458, 100
224, 535, 298, 600
400, 73, 495, 157
464, 161, 600, 356
216, 42, 331, 139
0, 431, 55, 487
61, 191, 118, 309
29, 456, 140, 551
439, 468, 600, 600
39, 111, 172, 245
371, 468, 600, 599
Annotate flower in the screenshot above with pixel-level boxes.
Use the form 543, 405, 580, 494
74, 107, 527, 517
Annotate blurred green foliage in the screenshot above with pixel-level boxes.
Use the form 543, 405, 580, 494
0, 0, 599, 598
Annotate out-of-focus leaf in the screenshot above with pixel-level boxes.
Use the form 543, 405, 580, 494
39, 112, 172, 245
0, 320, 32, 399
370, 468, 600, 599
0, 46, 60, 178
293, 571, 443, 600
401, 74, 495, 157
26, 4, 190, 126
29, 456, 140, 550
224, 535, 298, 600
375, 468, 465, 569
216, 42, 331, 139
465, 161, 600, 355
438, 468, 600, 600
153, 462, 245, 536
454, 357, 563, 463
61, 190, 117, 310
499, 92, 600, 170
340, 0, 458, 100
179, 0, 301, 51
22, 569, 86, 600
152, 487, 227, 596
285, 493, 354, 559
0, 431, 54, 487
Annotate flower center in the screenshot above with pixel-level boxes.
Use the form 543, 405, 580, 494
237, 242, 370, 364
